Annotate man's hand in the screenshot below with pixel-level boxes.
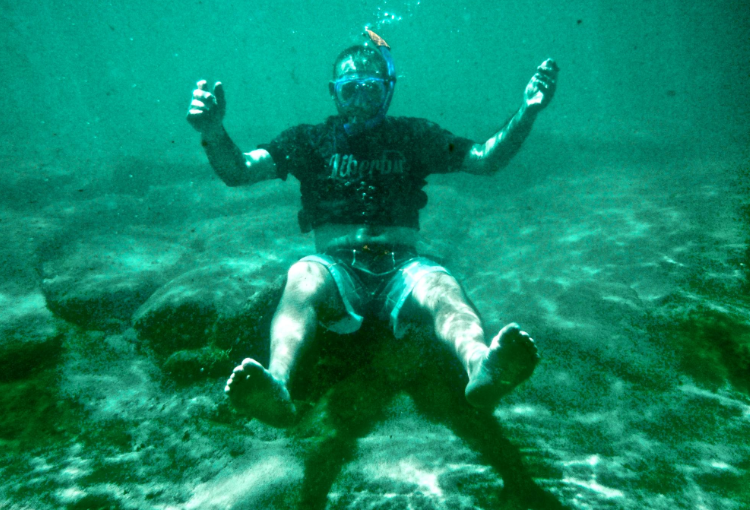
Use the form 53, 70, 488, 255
523, 59, 559, 112
187, 80, 226, 136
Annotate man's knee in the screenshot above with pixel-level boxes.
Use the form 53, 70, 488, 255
282, 260, 342, 314
407, 271, 479, 325
411, 271, 466, 310
286, 260, 330, 295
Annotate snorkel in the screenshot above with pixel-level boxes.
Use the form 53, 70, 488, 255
333, 28, 396, 136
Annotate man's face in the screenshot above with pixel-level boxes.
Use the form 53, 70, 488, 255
330, 51, 391, 124
331, 73, 388, 122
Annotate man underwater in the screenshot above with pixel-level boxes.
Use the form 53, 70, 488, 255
187, 29, 558, 428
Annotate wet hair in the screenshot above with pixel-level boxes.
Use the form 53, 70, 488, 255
332, 44, 389, 80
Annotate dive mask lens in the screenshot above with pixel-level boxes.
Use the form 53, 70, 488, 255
335, 77, 387, 107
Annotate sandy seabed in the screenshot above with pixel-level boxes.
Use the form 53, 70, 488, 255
1, 145, 749, 510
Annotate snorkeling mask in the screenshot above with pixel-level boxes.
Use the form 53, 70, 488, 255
333, 76, 389, 110
331, 28, 396, 135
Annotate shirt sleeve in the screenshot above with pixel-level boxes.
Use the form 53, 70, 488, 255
258, 124, 317, 181
404, 118, 476, 176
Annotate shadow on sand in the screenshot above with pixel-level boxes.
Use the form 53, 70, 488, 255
281, 319, 566, 510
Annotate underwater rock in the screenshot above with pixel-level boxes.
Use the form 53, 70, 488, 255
0, 160, 87, 211
162, 346, 234, 383
133, 259, 286, 363
0, 291, 64, 381
41, 234, 189, 331
141, 178, 296, 227
184, 205, 310, 264
0, 210, 63, 290
41, 193, 145, 237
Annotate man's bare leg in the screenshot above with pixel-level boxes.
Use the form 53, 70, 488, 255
225, 260, 345, 427
406, 271, 540, 409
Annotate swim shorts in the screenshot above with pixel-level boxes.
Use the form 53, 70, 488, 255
300, 246, 450, 338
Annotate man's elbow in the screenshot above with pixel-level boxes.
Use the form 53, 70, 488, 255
462, 151, 503, 176
478, 161, 509, 176
216, 170, 252, 187
223, 178, 249, 188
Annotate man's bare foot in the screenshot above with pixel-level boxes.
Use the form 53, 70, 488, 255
225, 358, 296, 428
465, 323, 540, 409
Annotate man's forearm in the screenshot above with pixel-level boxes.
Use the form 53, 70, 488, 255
464, 105, 538, 175
201, 128, 276, 187
201, 127, 254, 186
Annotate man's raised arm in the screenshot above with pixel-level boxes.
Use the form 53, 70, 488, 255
187, 80, 276, 187
463, 59, 559, 176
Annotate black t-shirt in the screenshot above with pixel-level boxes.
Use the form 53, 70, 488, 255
261, 115, 475, 232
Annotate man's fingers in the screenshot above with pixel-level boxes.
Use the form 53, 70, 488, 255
193, 88, 214, 101
540, 58, 558, 71
193, 81, 216, 107
537, 66, 557, 80
192, 90, 218, 114
534, 75, 551, 89
188, 79, 225, 130
190, 98, 207, 110
528, 75, 548, 91
188, 92, 207, 118
537, 60, 559, 82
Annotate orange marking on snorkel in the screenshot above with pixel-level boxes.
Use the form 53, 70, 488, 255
365, 28, 390, 49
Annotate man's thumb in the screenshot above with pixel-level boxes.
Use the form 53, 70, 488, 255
213, 82, 226, 107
